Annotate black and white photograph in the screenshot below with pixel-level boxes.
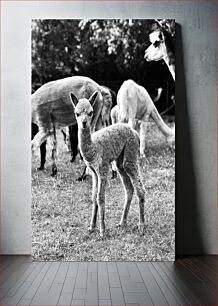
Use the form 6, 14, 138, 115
31, 19, 175, 261
2, 1, 217, 305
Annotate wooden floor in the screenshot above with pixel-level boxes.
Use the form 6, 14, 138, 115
0, 256, 217, 305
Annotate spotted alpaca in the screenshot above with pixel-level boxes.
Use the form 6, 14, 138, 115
144, 21, 175, 81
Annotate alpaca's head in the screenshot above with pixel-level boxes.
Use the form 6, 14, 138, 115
144, 30, 167, 62
70, 91, 98, 129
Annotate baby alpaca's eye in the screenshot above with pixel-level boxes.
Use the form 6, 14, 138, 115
76, 112, 79, 117
88, 111, 93, 117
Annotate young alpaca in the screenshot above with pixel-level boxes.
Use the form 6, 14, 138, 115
70, 91, 145, 237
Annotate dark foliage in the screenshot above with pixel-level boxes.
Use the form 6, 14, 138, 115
32, 20, 175, 103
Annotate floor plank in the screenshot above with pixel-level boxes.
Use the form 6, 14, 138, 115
99, 299, 112, 305
53, 262, 69, 284
1, 257, 29, 288
164, 262, 216, 305
108, 271, 121, 288
57, 292, 72, 305
0, 256, 16, 272
151, 261, 193, 304
67, 262, 79, 278
22, 262, 51, 300
17, 298, 32, 305
179, 256, 217, 288
110, 287, 125, 305
107, 262, 117, 273
149, 262, 180, 305
123, 292, 153, 305
35, 262, 60, 293
0, 255, 216, 306
138, 263, 168, 305
71, 298, 85, 305
2, 281, 32, 305
61, 276, 76, 293
30, 283, 63, 305
98, 262, 111, 300
4, 262, 44, 298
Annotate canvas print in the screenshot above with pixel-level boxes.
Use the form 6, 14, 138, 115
31, 19, 175, 261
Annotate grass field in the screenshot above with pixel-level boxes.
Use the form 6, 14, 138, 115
32, 120, 175, 261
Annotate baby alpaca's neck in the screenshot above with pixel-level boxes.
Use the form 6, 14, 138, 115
78, 127, 96, 162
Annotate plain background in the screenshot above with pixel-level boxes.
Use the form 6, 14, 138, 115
1, 1, 217, 255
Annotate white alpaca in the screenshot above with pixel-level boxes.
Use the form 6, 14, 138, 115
70, 91, 145, 237
115, 79, 175, 157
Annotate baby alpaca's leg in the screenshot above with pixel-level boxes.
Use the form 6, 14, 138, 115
133, 175, 145, 233
116, 158, 134, 227
89, 170, 98, 232
97, 166, 109, 237
124, 162, 145, 234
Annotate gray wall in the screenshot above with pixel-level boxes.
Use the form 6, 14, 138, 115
1, 1, 217, 255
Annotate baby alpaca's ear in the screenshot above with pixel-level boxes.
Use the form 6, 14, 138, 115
89, 91, 98, 107
70, 92, 78, 108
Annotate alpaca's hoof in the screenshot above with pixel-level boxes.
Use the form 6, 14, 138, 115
77, 175, 87, 182
51, 165, 57, 177
118, 222, 127, 228
37, 166, 44, 171
100, 232, 105, 238
140, 152, 146, 158
139, 224, 145, 236
51, 171, 57, 177
99, 228, 106, 238
88, 226, 95, 234
70, 155, 77, 163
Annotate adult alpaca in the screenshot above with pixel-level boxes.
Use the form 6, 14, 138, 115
31, 124, 79, 170
70, 91, 145, 237
115, 79, 174, 157
31, 76, 109, 176
144, 22, 175, 81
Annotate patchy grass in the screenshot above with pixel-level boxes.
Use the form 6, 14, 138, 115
32, 120, 175, 261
